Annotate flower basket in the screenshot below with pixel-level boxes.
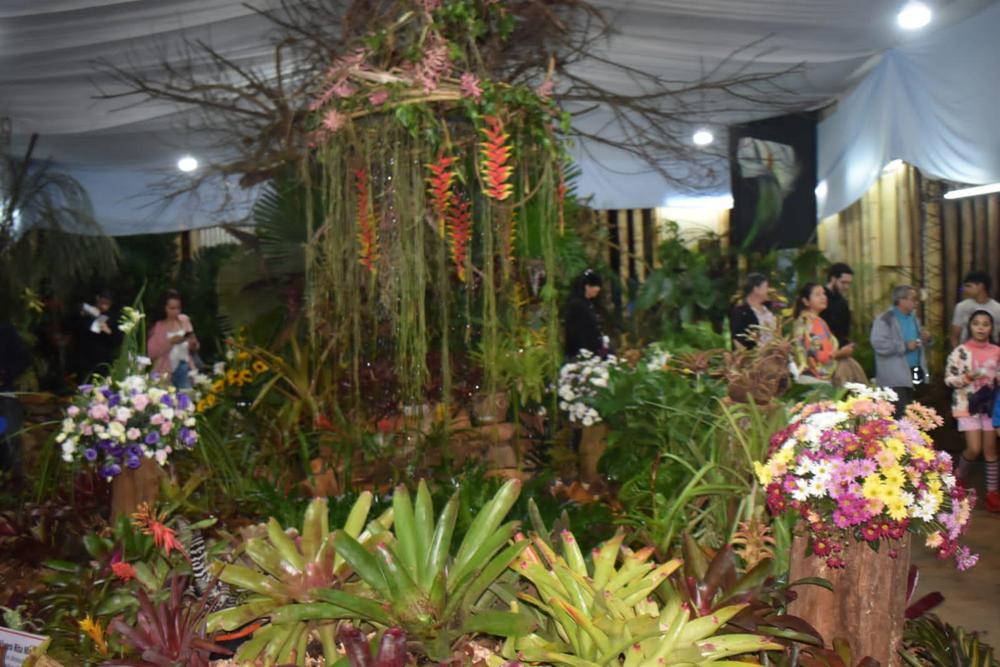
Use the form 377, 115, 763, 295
789, 531, 910, 665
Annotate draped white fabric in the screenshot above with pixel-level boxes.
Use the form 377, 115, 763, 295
1, 0, 998, 233
817, 0, 1000, 218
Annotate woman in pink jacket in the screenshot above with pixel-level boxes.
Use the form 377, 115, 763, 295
147, 289, 199, 388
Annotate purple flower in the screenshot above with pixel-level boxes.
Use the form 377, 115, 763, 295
101, 463, 122, 478
160, 394, 174, 408
100, 388, 113, 399
145, 431, 160, 445
125, 455, 141, 470
177, 394, 192, 411
83, 448, 98, 461
179, 427, 197, 447
955, 545, 979, 571
127, 444, 143, 458
108, 393, 121, 407
79, 384, 94, 393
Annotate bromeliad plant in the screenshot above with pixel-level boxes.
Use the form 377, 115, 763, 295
326, 479, 535, 662
206, 493, 393, 665
505, 530, 782, 666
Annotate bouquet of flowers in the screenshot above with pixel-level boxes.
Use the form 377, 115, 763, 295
56, 373, 199, 479
755, 383, 977, 570
56, 302, 200, 480
557, 350, 621, 426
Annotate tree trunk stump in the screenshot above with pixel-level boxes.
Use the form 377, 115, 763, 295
788, 533, 911, 666
110, 458, 161, 521
578, 424, 607, 484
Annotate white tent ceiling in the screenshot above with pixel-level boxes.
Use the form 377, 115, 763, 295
1, 0, 998, 233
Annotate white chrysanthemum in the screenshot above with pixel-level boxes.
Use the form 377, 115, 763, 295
941, 473, 956, 490
213, 362, 226, 376
805, 477, 827, 498
791, 480, 810, 502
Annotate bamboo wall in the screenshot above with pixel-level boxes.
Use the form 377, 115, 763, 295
818, 165, 1000, 370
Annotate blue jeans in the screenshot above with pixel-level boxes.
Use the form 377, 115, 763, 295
172, 360, 192, 389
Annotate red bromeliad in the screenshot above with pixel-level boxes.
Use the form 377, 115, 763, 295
131, 503, 185, 558
355, 168, 378, 274
447, 196, 472, 281
479, 115, 513, 201
426, 154, 458, 237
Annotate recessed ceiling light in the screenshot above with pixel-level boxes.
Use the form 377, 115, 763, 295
692, 129, 714, 146
898, 2, 932, 30
177, 155, 199, 172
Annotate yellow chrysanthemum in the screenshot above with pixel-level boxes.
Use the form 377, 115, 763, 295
911, 444, 935, 463
252, 360, 269, 374
211, 379, 225, 394
886, 496, 909, 521
881, 465, 906, 491
883, 437, 906, 459
226, 369, 239, 385
754, 461, 772, 486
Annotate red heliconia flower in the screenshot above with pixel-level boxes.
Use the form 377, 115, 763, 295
479, 115, 514, 201
131, 503, 185, 558
447, 196, 472, 281
355, 169, 378, 274
111, 561, 137, 581
426, 154, 458, 237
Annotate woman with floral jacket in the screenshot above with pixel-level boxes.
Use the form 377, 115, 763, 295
944, 309, 1000, 512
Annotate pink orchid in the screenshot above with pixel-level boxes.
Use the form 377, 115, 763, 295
322, 109, 347, 134
460, 72, 483, 101
160, 422, 172, 435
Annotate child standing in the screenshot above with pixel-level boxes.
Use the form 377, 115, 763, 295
945, 310, 1000, 512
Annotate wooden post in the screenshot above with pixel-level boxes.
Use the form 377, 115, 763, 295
578, 424, 607, 484
110, 458, 161, 521
788, 533, 911, 666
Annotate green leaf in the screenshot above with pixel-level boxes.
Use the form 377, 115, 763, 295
331, 531, 391, 598
314, 589, 392, 626
461, 611, 537, 637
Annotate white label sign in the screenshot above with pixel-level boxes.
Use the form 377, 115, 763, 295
0, 627, 47, 667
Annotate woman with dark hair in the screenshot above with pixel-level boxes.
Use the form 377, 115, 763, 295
147, 289, 199, 388
564, 269, 606, 359
730, 273, 775, 350
791, 282, 842, 383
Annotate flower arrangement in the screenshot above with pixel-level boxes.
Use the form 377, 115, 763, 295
755, 383, 977, 570
56, 372, 199, 480
557, 350, 621, 426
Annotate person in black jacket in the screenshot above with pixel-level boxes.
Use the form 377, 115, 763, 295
730, 273, 775, 350
564, 269, 606, 359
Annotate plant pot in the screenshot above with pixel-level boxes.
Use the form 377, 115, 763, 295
110, 458, 161, 521
788, 532, 911, 666
472, 391, 509, 425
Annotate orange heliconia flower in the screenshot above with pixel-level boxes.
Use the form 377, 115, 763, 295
447, 196, 472, 282
479, 116, 513, 201
355, 168, 379, 274
130, 503, 185, 558
427, 154, 458, 237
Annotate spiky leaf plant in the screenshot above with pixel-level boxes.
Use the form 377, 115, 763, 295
104, 576, 231, 667
206, 493, 392, 665
323, 479, 534, 661
505, 530, 782, 666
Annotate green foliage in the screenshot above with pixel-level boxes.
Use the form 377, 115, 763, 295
505, 530, 781, 666
327, 479, 532, 661
207, 494, 393, 665
901, 615, 999, 666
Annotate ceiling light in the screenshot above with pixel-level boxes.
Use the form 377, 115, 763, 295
815, 181, 828, 200
692, 129, 714, 146
897, 2, 932, 30
943, 182, 1000, 200
177, 155, 199, 172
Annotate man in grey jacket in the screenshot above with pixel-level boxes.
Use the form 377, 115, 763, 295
870, 285, 931, 414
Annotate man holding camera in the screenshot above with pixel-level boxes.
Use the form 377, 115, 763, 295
870, 285, 931, 415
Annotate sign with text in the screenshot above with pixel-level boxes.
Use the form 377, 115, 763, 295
0, 627, 48, 667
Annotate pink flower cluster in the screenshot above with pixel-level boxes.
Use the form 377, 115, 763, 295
756, 385, 976, 570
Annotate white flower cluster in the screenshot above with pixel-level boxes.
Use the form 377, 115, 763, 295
842, 382, 899, 403
117, 306, 145, 334
557, 350, 620, 426
644, 344, 673, 372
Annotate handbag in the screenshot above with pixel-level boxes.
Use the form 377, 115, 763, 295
968, 383, 997, 415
